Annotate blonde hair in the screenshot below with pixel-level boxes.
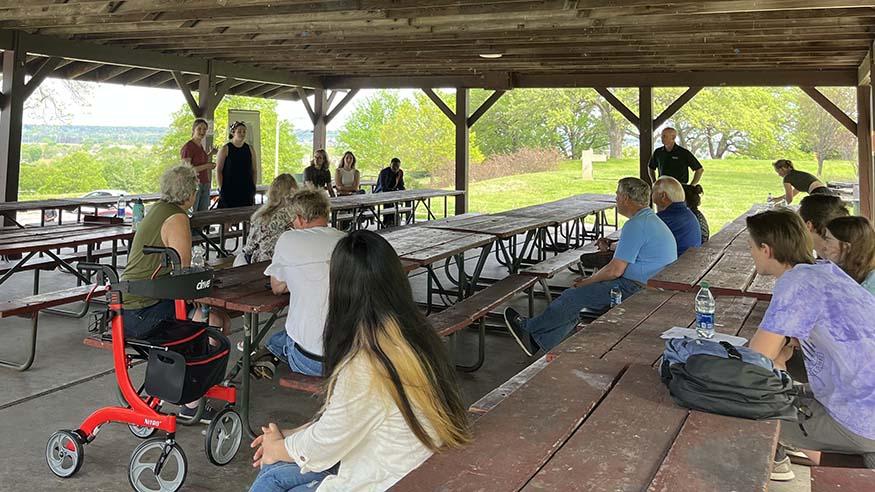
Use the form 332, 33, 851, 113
323, 316, 470, 451
252, 173, 298, 223
289, 188, 330, 222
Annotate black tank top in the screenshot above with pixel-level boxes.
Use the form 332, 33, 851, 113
219, 142, 256, 208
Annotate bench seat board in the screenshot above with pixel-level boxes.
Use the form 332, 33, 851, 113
810, 467, 875, 492
391, 358, 626, 492
468, 356, 550, 415
0, 284, 107, 318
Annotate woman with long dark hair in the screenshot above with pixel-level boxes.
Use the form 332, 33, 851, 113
334, 151, 361, 196
249, 230, 471, 492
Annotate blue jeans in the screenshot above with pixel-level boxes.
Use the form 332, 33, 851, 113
266, 331, 323, 377
122, 299, 177, 339
249, 462, 337, 492
521, 277, 643, 351
194, 182, 212, 212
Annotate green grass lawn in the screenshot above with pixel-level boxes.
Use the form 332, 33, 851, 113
467, 158, 858, 231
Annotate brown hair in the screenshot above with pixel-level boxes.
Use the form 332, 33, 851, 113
191, 118, 208, 132
773, 159, 794, 172
799, 194, 849, 237
746, 209, 815, 267
311, 149, 329, 170
826, 216, 875, 284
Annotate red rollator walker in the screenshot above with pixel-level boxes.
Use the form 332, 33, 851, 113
45, 247, 242, 492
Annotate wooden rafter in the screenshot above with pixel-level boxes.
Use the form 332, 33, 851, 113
326, 89, 359, 124
595, 88, 639, 127
799, 86, 858, 135
423, 88, 455, 121
653, 87, 702, 128
468, 90, 505, 128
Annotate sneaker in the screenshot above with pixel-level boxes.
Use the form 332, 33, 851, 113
781, 444, 808, 460
178, 403, 217, 424
770, 456, 795, 481
503, 307, 534, 357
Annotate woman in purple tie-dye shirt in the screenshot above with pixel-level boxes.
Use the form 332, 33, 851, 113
746, 209, 875, 480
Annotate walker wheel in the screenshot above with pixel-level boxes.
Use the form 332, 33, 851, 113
128, 424, 157, 439
46, 430, 84, 478
128, 438, 187, 492
204, 408, 243, 466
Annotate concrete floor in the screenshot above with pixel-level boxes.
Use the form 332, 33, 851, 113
0, 235, 809, 491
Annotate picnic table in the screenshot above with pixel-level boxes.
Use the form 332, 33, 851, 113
0, 223, 132, 288
395, 289, 778, 491
330, 188, 464, 229
648, 205, 775, 300
504, 195, 616, 248
377, 226, 496, 309
0, 198, 82, 227
423, 213, 557, 274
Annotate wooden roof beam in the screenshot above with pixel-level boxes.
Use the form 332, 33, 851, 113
422, 88, 455, 122
595, 87, 639, 127
653, 87, 702, 128
799, 86, 858, 135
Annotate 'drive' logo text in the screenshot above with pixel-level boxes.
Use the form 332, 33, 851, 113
197, 279, 211, 290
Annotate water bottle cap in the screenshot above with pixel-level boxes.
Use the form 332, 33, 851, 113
700, 281, 710, 289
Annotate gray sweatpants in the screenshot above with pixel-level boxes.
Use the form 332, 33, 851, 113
781, 394, 875, 467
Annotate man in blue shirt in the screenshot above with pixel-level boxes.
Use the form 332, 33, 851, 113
652, 176, 702, 256
504, 177, 677, 355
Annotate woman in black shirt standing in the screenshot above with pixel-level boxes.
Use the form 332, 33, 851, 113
216, 121, 258, 208
771, 159, 830, 204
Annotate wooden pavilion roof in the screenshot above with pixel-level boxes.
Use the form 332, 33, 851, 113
0, 1, 873, 91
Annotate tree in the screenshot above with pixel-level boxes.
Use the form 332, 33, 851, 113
794, 87, 856, 175
335, 90, 403, 172
472, 89, 559, 156
26, 79, 94, 124
591, 88, 638, 159
155, 95, 307, 184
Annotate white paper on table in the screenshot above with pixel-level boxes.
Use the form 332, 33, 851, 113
660, 326, 748, 347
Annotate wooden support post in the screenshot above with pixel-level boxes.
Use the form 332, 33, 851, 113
455, 88, 469, 215
639, 86, 653, 183
312, 88, 328, 153
0, 44, 25, 222
858, 85, 874, 220
325, 89, 359, 124
801, 87, 857, 135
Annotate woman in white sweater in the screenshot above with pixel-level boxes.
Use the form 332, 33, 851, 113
249, 230, 471, 492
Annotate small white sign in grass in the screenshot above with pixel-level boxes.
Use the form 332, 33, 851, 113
581, 148, 606, 180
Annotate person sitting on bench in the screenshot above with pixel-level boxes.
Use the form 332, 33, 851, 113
821, 216, 875, 295
798, 194, 849, 259
683, 183, 709, 243
745, 209, 875, 480
253, 189, 346, 379
236, 173, 298, 266
503, 177, 677, 355
652, 176, 702, 256
248, 230, 471, 492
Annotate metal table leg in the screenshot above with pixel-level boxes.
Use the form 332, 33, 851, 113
0, 313, 39, 371
240, 312, 257, 439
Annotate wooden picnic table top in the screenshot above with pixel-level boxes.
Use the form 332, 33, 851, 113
648, 204, 775, 300
0, 223, 112, 245
378, 226, 494, 265
423, 213, 556, 239
329, 188, 464, 211
0, 198, 83, 213
504, 198, 615, 224
0, 225, 132, 256
395, 288, 776, 491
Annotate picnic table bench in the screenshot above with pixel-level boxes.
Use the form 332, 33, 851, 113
0, 283, 107, 371
648, 205, 775, 300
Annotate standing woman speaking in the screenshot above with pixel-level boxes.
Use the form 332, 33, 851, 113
216, 121, 258, 208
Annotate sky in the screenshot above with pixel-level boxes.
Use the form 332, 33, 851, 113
24, 78, 375, 131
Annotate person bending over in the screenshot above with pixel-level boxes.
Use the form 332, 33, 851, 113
503, 177, 677, 355
822, 216, 875, 295
745, 209, 875, 480
254, 189, 345, 378
798, 194, 849, 258
238, 173, 298, 265
652, 176, 702, 256
248, 230, 471, 492
771, 159, 830, 204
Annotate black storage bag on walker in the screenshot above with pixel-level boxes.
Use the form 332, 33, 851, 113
143, 319, 230, 405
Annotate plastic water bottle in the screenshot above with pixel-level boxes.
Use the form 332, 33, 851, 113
131, 198, 145, 231
610, 287, 622, 307
695, 281, 716, 339
767, 192, 773, 208
116, 194, 126, 218
191, 245, 205, 268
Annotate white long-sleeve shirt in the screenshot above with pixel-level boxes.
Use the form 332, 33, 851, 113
284, 355, 436, 491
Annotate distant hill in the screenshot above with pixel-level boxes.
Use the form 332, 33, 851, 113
23, 124, 168, 145
24, 124, 337, 147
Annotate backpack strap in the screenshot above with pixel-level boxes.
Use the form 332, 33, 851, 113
719, 341, 743, 361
